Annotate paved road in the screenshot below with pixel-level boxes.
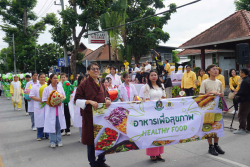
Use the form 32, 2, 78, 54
0, 97, 249, 167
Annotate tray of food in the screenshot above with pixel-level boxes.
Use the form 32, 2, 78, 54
104, 107, 130, 134
93, 124, 103, 139
93, 103, 107, 116
98, 140, 139, 156
179, 135, 200, 143
95, 127, 120, 151
151, 140, 175, 146
202, 113, 223, 132
193, 95, 216, 110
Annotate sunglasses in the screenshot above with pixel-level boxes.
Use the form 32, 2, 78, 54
91, 68, 100, 71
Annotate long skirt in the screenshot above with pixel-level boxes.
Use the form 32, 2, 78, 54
146, 146, 164, 156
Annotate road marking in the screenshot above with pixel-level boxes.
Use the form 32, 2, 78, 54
207, 154, 249, 167
0, 154, 4, 167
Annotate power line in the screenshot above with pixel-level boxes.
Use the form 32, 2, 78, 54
31, 0, 54, 26
36, 0, 49, 16
88, 0, 201, 36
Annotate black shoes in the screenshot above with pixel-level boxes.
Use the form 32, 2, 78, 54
209, 145, 225, 156
214, 145, 225, 154
208, 145, 218, 156
99, 163, 110, 167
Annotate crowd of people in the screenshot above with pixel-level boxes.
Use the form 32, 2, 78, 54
1, 61, 250, 167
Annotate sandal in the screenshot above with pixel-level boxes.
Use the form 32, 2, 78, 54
156, 155, 165, 162
150, 156, 157, 163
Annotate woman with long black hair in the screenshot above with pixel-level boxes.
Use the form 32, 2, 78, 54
42, 74, 66, 148
143, 70, 166, 162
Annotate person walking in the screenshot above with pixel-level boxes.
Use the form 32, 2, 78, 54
233, 69, 250, 134
25, 72, 38, 131
3, 78, 11, 100
29, 73, 49, 141
143, 70, 166, 162
42, 74, 66, 148
10, 75, 23, 110
22, 75, 31, 115
69, 76, 85, 142
0, 77, 3, 97
181, 66, 196, 96
199, 64, 225, 156
118, 73, 138, 102
75, 62, 111, 167
61, 77, 74, 136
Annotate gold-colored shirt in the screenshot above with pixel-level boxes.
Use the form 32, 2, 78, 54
215, 74, 225, 91
181, 71, 197, 89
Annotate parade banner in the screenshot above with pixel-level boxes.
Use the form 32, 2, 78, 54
93, 95, 224, 156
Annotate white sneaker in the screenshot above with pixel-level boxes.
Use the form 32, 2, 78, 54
58, 143, 63, 147
231, 110, 238, 114
245, 129, 250, 133
32, 127, 37, 131
66, 132, 71, 136
79, 137, 81, 142
8, 98, 10, 100
61, 132, 66, 136
26, 113, 29, 116
233, 129, 246, 134
18, 108, 21, 111
50, 143, 56, 148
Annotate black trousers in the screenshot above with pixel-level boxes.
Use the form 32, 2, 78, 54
87, 145, 106, 166
61, 103, 71, 132
0, 90, 2, 96
24, 98, 28, 112
184, 88, 194, 96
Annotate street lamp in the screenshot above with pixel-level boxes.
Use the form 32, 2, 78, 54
7, 34, 16, 74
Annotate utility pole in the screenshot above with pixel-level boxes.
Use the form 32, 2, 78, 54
12, 33, 16, 74
54, 0, 69, 77
35, 34, 37, 72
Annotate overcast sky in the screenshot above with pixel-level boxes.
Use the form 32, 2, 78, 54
0, 0, 236, 51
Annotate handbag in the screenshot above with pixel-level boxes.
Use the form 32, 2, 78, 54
228, 92, 235, 99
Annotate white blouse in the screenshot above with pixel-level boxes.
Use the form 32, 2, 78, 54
143, 84, 166, 100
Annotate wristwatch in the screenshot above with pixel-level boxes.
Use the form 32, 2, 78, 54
105, 97, 111, 101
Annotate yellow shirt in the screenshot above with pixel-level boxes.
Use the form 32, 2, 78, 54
124, 62, 129, 68
181, 71, 197, 89
229, 76, 240, 91
216, 74, 225, 91
164, 63, 171, 75
198, 74, 209, 86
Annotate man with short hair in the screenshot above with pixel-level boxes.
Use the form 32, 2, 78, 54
200, 64, 225, 156
233, 68, 250, 134
75, 63, 111, 167
181, 66, 196, 96
22, 75, 31, 115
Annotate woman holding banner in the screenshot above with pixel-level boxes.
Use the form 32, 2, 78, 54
143, 70, 166, 162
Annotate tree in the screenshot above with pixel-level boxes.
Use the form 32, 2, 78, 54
50, 0, 112, 78
172, 50, 179, 63
0, 0, 57, 72
35, 43, 64, 73
234, 0, 250, 11
0, 48, 13, 73
125, 1, 176, 63
100, 0, 128, 64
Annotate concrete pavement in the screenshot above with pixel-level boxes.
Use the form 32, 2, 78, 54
0, 96, 250, 167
